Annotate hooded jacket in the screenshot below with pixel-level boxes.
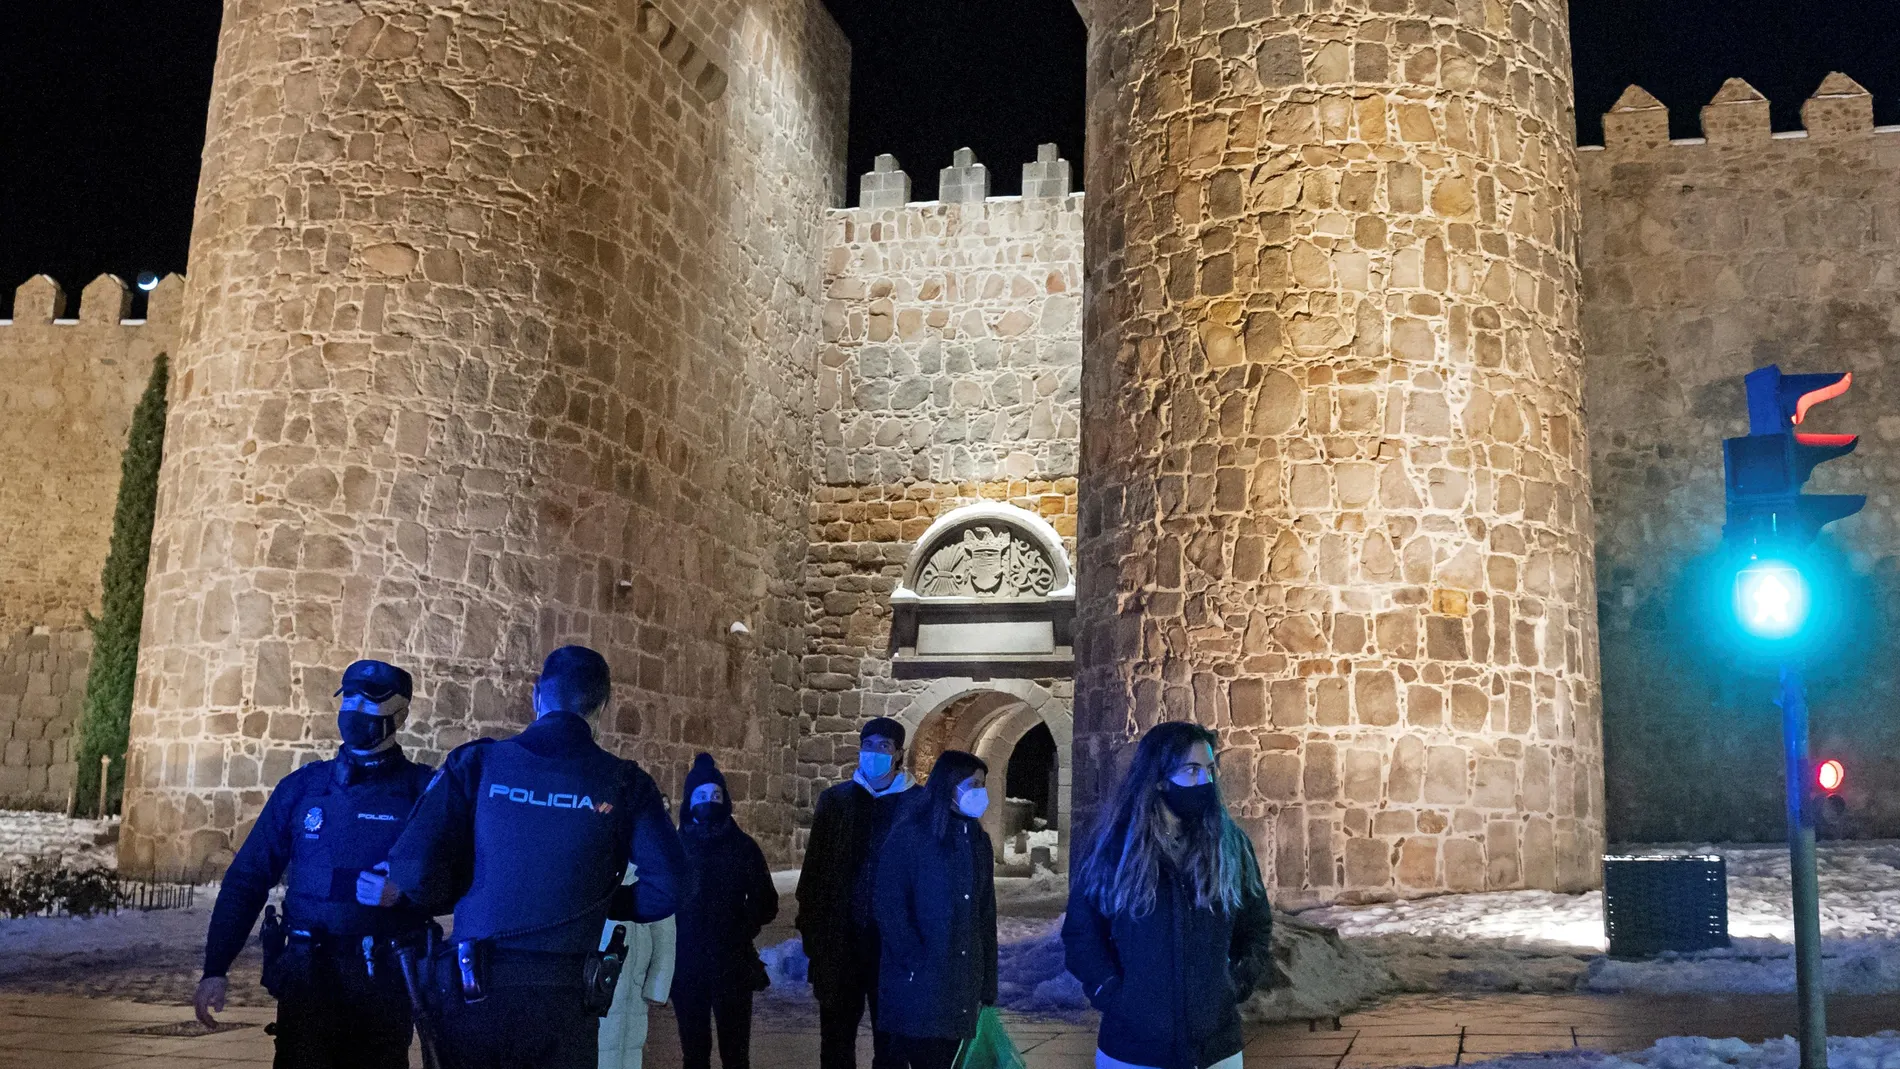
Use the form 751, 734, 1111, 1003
673, 754, 779, 997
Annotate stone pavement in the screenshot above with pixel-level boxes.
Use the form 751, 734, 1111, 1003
7, 991, 1900, 1069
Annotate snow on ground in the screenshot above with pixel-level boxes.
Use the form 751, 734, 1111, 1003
1298, 841, 1900, 997
0, 809, 119, 869
1441, 1033, 1900, 1069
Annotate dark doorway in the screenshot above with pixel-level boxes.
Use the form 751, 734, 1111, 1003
1005, 721, 1057, 826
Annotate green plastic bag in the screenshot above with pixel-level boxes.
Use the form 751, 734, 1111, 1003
956, 1007, 1026, 1069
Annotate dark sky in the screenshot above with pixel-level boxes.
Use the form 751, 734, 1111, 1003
1, 1, 1896, 317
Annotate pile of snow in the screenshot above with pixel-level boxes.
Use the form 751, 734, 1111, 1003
0, 809, 118, 870
1445, 1033, 1900, 1069
1298, 842, 1900, 997
1001, 830, 1060, 864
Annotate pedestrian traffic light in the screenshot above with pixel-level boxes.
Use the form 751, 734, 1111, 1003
1734, 559, 1810, 640
1723, 366, 1865, 548
1816, 759, 1845, 793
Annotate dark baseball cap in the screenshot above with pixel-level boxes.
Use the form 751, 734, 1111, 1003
334, 660, 414, 703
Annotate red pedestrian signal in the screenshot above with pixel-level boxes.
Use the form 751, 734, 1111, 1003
1817, 759, 1845, 793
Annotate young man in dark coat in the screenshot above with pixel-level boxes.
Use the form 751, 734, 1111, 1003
673, 753, 779, 1069
795, 717, 920, 1069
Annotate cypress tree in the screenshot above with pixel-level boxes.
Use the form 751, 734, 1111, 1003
74, 355, 168, 818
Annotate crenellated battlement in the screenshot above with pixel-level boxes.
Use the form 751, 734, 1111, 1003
2, 273, 185, 333
1588, 72, 1897, 157
842, 145, 1083, 216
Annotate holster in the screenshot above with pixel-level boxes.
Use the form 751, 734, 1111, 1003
257, 906, 302, 999
580, 933, 627, 1017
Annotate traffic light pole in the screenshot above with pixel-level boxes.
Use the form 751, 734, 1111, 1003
1779, 663, 1828, 1069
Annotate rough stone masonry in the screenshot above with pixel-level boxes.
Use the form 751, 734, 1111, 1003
3, 0, 1896, 902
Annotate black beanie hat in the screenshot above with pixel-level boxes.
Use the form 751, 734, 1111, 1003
683, 752, 728, 805
861, 716, 907, 749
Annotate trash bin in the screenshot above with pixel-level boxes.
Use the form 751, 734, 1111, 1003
1601, 853, 1730, 958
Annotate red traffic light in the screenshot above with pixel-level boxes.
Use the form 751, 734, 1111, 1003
1817, 759, 1845, 793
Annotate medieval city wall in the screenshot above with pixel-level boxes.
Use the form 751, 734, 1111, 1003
803, 153, 1082, 858
0, 274, 181, 809
1583, 76, 1900, 841
119, 0, 847, 877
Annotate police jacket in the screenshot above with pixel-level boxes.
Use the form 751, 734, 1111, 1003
202, 747, 434, 978
873, 810, 997, 1040
386, 711, 687, 956
1061, 860, 1274, 1069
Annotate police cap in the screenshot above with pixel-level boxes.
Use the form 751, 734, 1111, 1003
334, 660, 414, 703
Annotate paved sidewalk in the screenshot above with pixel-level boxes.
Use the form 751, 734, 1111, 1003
5, 990, 1900, 1069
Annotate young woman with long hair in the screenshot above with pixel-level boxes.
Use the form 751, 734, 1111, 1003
873, 750, 999, 1069
1063, 721, 1273, 1069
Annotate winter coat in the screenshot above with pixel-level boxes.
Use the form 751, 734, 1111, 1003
873, 810, 998, 1040
597, 912, 677, 1069
673, 817, 779, 997
1061, 859, 1273, 1069
795, 776, 919, 1003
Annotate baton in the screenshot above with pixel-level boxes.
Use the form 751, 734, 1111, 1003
395, 942, 449, 1069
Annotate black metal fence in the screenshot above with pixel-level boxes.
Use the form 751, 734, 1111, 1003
0, 862, 198, 919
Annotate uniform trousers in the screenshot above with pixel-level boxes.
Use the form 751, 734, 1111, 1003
438, 982, 600, 1069
270, 943, 413, 1069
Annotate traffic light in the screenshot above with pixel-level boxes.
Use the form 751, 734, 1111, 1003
1816, 759, 1845, 793
1722, 366, 1865, 548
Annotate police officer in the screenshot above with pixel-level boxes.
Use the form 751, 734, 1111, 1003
193, 659, 434, 1069
386, 645, 688, 1069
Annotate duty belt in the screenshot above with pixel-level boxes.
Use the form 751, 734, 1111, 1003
486, 949, 590, 988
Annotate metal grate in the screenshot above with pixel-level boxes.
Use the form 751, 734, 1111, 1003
1602, 853, 1730, 958
123, 1021, 254, 1037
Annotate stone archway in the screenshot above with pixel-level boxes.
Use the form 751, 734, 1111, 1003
896, 677, 1072, 871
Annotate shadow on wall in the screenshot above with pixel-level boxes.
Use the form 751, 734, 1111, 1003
1601, 541, 1896, 842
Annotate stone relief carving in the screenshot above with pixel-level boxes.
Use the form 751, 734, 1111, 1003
916, 525, 1056, 598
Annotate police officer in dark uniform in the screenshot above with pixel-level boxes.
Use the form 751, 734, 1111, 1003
386, 645, 688, 1069
193, 659, 435, 1069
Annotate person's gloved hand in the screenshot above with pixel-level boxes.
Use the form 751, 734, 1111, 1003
193, 975, 227, 1027
355, 861, 401, 907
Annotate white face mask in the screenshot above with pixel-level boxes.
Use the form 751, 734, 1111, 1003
955, 786, 990, 820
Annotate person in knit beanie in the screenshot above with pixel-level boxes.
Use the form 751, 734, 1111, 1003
671, 754, 778, 1069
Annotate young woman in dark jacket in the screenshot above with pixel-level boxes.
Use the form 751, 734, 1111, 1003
874, 750, 999, 1069
672, 754, 779, 1069
1062, 722, 1273, 1069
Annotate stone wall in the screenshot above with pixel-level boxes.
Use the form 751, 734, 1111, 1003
1584, 76, 1900, 841
1076, 0, 1602, 906
119, 0, 848, 878
0, 274, 181, 808
802, 155, 1082, 852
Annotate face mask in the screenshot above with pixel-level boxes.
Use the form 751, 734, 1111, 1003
690, 801, 730, 825
859, 750, 895, 781
338, 709, 397, 750
955, 786, 990, 819
1161, 782, 1219, 821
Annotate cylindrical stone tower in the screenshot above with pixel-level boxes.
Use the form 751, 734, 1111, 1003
1076, 0, 1602, 903
122, 0, 846, 877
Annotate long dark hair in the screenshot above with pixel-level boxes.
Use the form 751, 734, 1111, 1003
915, 749, 988, 844
1073, 721, 1264, 917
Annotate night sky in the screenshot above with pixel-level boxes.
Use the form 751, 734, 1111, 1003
1, 1, 1896, 317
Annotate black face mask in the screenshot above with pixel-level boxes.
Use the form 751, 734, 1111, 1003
690, 801, 731, 826
339, 709, 397, 751
1160, 782, 1219, 821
